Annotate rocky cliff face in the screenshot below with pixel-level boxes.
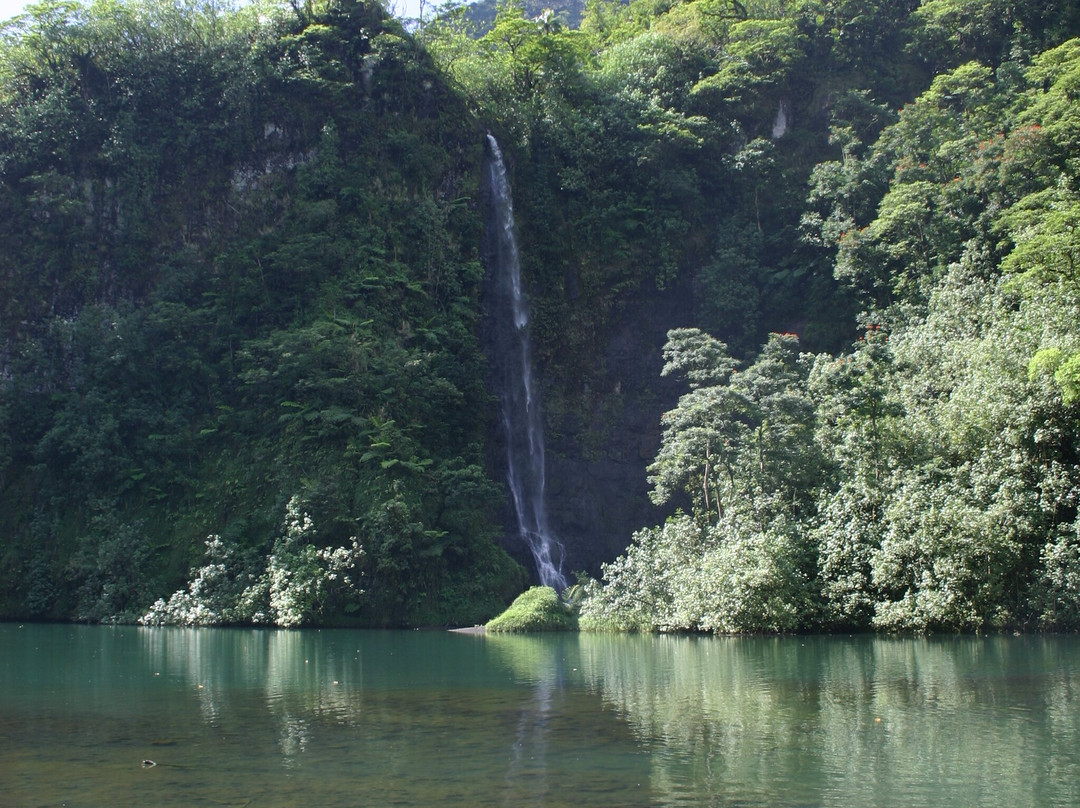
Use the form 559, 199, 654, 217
544, 280, 695, 575
483, 267, 695, 580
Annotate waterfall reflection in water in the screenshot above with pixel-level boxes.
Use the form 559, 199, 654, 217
1, 626, 1078, 808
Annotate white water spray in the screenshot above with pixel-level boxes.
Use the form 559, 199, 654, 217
485, 134, 567, 592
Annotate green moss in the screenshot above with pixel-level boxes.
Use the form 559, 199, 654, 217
485, 586, 578, 633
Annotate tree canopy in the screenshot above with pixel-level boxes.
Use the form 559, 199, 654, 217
2, 0, 1080, 630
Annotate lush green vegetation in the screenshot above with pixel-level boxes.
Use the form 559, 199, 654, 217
2, 0, 1079, 630
580, 34, 1080, 633
0, 0, 527, 625
485, 584, 577, 630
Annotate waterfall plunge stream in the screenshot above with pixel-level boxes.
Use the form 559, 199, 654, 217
484, 135, 567, 592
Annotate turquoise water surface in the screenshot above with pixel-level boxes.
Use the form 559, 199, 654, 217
1, 625, 1077, 807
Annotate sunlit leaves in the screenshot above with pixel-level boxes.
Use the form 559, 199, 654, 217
591, 328, 821, 633
1017, 39, 1080, 177
598, 31, 710, 149
591, 249, 1080, 632
1000, 184, 1080, 292
1029, 346, 1080, 407
660, 326, 737, 388
691, 17, 806, 103
910, 0, 1019, 67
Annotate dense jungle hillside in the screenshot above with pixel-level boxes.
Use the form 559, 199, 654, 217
1, 0, 1079, 630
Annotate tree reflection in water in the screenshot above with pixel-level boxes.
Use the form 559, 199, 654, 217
2, 626, 1076, 807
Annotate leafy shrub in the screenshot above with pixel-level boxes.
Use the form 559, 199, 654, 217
140, 535, 263, 627
486, 586, 577, 632
579, 513, 813, 634
1034, 525, 1080, 630
141, 496, 363, 627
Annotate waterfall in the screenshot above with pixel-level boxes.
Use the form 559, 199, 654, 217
484, 134, 568, 593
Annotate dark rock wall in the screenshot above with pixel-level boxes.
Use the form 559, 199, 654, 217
485, 278, 695, 580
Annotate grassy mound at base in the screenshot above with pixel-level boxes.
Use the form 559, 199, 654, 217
486, 586, 578, 632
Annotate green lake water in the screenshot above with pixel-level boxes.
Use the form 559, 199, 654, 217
1, 625, 1078, 807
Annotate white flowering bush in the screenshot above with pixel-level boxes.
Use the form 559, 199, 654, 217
141, 535, 250, 626
263, 497, 363, 627
141, 496, 363, 627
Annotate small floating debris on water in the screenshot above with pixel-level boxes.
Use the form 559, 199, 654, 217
142, 760, 157, 768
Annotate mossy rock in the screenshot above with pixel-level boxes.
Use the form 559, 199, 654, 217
485, 586, 578, 632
